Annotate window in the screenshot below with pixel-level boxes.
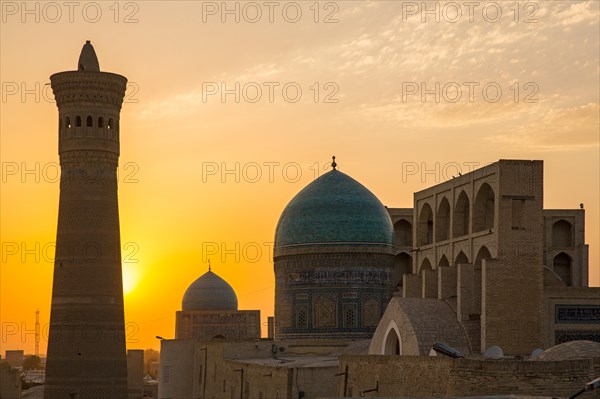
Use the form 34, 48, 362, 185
86, 115, 93, 127
344, 306, 356, 328
98, 116, 104, 128
76, 115, 82, 127
66, 116, 71, 128
297, 308, 307, 329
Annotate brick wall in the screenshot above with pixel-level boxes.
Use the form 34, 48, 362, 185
338, 355, 599, 398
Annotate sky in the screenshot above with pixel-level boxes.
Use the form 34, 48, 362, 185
1, 0, 599, 355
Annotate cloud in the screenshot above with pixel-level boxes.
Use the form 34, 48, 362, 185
490, 103, 600, 150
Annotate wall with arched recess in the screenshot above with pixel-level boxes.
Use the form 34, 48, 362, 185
369, 297, 471, 356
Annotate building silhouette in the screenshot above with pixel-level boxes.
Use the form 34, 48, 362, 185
44, 41, 128, 399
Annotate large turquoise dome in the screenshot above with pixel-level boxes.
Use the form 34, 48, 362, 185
274, 169, 395, 249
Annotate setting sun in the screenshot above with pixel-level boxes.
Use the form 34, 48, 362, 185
122, 264, 140, 296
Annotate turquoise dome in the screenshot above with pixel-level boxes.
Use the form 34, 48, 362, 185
275, 169, 394, 249
182, 270, 238, 311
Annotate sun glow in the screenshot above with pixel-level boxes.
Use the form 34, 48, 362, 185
122, 265, 139, 296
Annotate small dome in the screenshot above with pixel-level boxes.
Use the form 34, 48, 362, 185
182, 270, 238, 311
275, 169, 394, 249
530, 348, 544, 359
78, 40, 100, 72
536, 340, 600, 361
483, 345, 504, 359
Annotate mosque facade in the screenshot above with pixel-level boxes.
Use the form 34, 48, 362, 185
175, 267, 261, 341
273, 163, 396, 340
157, 158, 600, 399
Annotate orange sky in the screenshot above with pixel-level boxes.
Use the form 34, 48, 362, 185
1, 1, 599, 355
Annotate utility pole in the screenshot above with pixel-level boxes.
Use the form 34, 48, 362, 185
35, 310, 40, 357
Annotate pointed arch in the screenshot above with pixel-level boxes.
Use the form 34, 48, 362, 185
474, 246, 492, 269
383, 322, 401, 355
418, 203, 433, 246
394, 253, 412, 286
86, 115, 93, 127
277, 298, 292, 328
313, 296, 336, 329
473, 183, 495, 232
453, 191, 470, 237
438, 255, 450, 268
552, 220, 573, 247
419, 258, 432, 275
394, 219, 413, 248
553, 252, 572, 286
436, 197, 450, 241
455, 251, 469, 266
363, 298, 380, 327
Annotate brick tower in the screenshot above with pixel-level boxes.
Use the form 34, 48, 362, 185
44, 41, 128, 399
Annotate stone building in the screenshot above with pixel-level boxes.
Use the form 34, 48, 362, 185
370, 159, 599, 358
543, 209, 589, 287
336, 341, 600, 398
387, 208, 413, 290
0, 359, 21, 399
45, 40, 129, 399
274, 163, 396, 340
127, 350, 144, 399
159, 338, 341, 399
175, 267, 260, 341
157, 159, 599, 398
4, 350, 24, 370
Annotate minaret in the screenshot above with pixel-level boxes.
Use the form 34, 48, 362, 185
44, 41, 128, 399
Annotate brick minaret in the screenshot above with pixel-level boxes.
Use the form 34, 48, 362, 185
44, 41, 128, 399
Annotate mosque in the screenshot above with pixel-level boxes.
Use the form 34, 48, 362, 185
159, 158, 600, 399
